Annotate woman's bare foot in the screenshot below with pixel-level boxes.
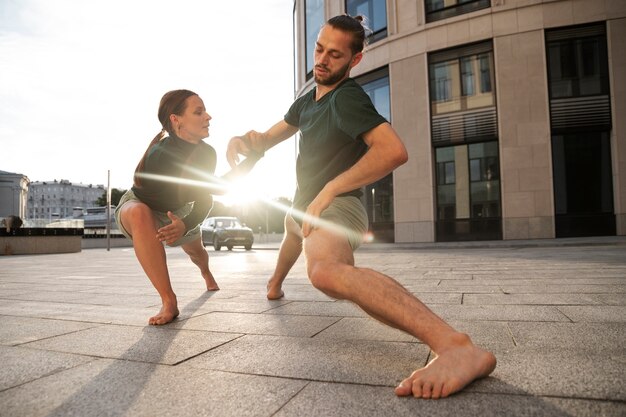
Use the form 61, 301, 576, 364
395, 334, 496, 399
203, 271, 220, 291
266, 279, 284, 300
148, 302, 180, 325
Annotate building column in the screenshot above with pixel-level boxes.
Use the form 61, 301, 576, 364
495, 30, 554, 240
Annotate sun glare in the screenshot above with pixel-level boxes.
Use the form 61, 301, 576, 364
218, 178, 263, 207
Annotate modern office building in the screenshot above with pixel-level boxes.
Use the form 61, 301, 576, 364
293, 0, 625, 242
0, 170, 29, 219
27, 179, 105, 220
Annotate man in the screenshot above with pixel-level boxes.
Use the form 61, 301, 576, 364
227, 14, 496, 399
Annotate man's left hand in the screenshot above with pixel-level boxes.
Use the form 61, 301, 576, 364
302, 189, 335, 237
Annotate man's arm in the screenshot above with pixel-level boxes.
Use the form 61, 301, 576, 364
227, 120, 299, 168
302, 122, 408, 236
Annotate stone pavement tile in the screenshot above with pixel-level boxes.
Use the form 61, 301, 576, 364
429, 304, 570, 322
0, 358, 307, 417
0, 316, 100, 346
0, 345, 94, 391
193, 297, 292, 313
170, 311, 340, 337
593, 293, 626, 305
274, 382, 625, 417
409, 284, 502, 294
447, 277, 626, 286
0, 299, 97, 320
0, 291, 93, 304
463, 293, 605, 305
478, 347, 626, 401
35, 292, 162, 307
497, 284, 622, 294
406, 292, 462, 304
508, 322, 626, 351
446, 320, 515, 350
314, 317, 418, 343
183, 334, 429, 387
24, 324, 242, 365
39, 304, 185, 326
557, 306, 626, 322
265, 300, 368, 317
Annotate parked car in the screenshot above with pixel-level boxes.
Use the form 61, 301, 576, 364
201, 216, 254, 251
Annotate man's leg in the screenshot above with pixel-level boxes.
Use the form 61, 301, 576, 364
181, 237, 219, 291
303, 228, 496, 399
266, 214, 303, 299
119, 201, 179, 325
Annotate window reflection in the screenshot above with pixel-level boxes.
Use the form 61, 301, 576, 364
429, 52, 494, 115
435, 141, 500, 221
346, 0, 387, 43
305, 0, 325, 78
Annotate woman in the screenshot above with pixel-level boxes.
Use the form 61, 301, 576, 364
115, 89, 220, 325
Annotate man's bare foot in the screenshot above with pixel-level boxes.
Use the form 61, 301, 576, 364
203, 271, 220, 291
395, 334, 496, 399
266, 280, 284, 300
148, 302, 180, 325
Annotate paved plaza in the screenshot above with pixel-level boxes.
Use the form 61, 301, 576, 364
0, 238, 625, 416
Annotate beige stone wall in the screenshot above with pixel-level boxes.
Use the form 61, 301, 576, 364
495, 30, 554, 239
389, 54, 435, 242
608, 18, 626, 235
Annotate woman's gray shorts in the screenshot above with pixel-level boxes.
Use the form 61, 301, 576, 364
114, 189, 202, 247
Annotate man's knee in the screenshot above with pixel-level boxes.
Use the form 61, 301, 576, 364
307, 260, 338, 293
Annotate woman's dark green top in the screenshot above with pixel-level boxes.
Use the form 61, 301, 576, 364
132, 134, 216, 232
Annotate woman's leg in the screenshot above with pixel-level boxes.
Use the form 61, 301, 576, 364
119, 201, 179, 325
181, 237, 219, 291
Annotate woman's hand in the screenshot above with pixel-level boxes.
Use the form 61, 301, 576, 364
157, 211, 186, 245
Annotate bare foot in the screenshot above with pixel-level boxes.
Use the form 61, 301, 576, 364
266, 280, 284, 300
148, 302, 180, 325
203, 271, 220, 291
395, 334, 496, 399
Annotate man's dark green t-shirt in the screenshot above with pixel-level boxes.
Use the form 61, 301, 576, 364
131, 134, 216, 232
284, 78, 388, 211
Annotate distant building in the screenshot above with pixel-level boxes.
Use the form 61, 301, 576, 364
293, 0, 625, 242
28, 179, 105, 220
0, 170, 29, 219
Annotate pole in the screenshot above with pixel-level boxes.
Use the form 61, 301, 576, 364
106, 170, 111, 251
371, 188, 376, 223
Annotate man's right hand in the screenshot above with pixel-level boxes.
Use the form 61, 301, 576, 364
226, 130, 265, 169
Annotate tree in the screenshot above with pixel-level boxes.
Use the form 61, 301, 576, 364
96, 188, 127, 207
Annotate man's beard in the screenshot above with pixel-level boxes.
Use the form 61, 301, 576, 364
314, 61, 351, 86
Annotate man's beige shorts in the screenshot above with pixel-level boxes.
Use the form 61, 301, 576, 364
293, 196, 368, 251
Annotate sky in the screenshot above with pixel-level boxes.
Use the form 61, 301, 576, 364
0, 0, 297, 202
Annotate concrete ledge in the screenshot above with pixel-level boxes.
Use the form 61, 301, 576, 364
1, 235, 82, 255
0, 228, 83, 255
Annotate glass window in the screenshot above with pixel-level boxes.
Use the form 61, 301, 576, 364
425, 0, 490, 23
429, 49, 495, 116
305, 0, 325, 79
361, 74, 390, 120
435, 141, 500, 221
546, 27, 609, 99
346, 0, 387, 43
